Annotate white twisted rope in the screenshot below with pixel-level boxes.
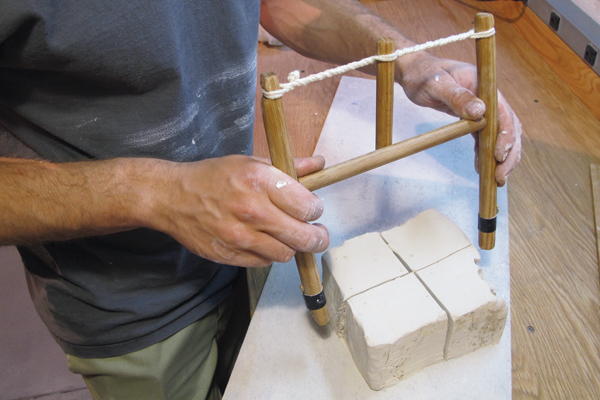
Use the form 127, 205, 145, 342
262, 27, 495, 99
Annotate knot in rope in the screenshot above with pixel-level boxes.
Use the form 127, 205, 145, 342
287, 70, 301, 82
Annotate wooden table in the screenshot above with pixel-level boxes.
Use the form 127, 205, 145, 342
249, 1, 600, 398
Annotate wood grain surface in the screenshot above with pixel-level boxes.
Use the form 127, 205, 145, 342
376, 37, 395, 150
475, 12, 499, 250
298, 118, 486, 191
252, 1, 600, 398
260, 72, 329, 326
591, 163, 600, 289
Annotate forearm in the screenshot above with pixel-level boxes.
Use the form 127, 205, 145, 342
0, 157, 163, 245
260, 0, 423, 79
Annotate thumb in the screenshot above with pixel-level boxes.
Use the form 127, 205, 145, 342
294, 155, 325, 177
436, 80, 486, 120
250, 155, 325, 178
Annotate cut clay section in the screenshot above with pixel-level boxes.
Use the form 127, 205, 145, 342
322, 209, 507, 391
344, 274, 447, 390
415, 249, 508, 360
323, 232, 409, 334
380, 209, 476, 271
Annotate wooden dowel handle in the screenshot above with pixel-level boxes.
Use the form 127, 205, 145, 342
260, 72, 329, 326
260, 73, 297, 181
475, 13, 498, 250
299, 118, 486, 192
376, 38, 395, 150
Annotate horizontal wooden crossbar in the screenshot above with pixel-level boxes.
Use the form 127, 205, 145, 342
299, 118, 487, 192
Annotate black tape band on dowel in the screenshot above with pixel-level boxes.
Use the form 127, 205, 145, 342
303, 289, 327, 311
478, 214, 497, 233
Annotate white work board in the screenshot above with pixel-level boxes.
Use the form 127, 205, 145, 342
224, 76, 511, 399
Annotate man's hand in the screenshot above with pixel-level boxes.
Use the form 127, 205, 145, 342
151, 155, 329, 268
398, 53, 522, 186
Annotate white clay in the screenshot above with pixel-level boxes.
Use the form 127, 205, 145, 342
322, 209, 507, 390
380, 209, 474, 271
323, 232, 409, 334
344, 274, 447, 390
415, 248, 508, 360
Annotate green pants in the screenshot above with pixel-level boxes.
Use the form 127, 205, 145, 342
67, 300, 231, 400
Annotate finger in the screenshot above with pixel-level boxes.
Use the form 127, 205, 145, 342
295, 155, 325, 177
428, 79, 485, 120
494, 92, 517, 162
495, 129, 522, 186
250, 156, 271, 165
209, 237, 274, 268
231, 223, 329, 266
244, 231, 297, 264
266, 168, 324, 221
250, 156, 326, 178
271, 220, 330, 254
241, 162, 329, 250
209, 209, 328, 265
495, 145, 521, 187
258, 217, 330, 255
252, 197, 330, 252
233, 201, 330, 255
217, 228, 297, 265
473, 133, 480, 174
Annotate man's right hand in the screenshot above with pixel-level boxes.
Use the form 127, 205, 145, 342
149, 155, 329, 267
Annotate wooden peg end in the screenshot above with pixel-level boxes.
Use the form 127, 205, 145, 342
479, 231, 496, 250
311, 306, 330, 326
260, 72, 280, 93
377, 37, 395, 55
475, 13, 495, 31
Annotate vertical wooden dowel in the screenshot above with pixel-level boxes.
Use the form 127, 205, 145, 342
260, 72, 329, 326
475, 13, 498, 250
294, 252, 329, 326
376, 38, 395, 150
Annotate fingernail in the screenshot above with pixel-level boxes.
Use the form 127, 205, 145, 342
305, 200, 324, 221
496, 150, 508, 162
466, 101, 485, 118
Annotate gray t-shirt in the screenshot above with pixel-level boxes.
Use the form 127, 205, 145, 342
0, 0, 260, 357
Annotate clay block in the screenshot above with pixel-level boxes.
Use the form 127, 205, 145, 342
344, 274, 447, 390
323, 232, 408, 334
380, 209, 474, 271
415, 249, 507, 360
322, 209, 507, 390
